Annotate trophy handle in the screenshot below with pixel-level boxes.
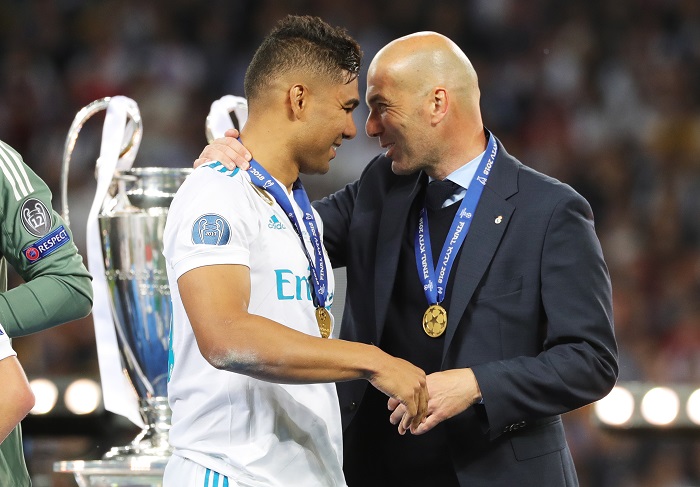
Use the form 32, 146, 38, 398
205, 95, 248, 143
60, 97, 142, 226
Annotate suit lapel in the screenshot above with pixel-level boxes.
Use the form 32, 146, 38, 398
443, 145, 519, 359
374, 173, 425, 341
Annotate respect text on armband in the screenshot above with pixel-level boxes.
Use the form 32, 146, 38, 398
23, 225, 71, 264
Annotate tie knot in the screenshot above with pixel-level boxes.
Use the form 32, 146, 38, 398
425, 179, 462, 210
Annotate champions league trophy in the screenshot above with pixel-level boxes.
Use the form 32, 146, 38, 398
54, 95, 248, 487
54, 96, 187, 486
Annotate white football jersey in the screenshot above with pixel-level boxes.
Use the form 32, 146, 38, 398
163, 162, 344, 486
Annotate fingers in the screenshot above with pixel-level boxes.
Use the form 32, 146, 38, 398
194, 130, 251, 171
398, 393, 418, 435
388, 386, 429, 435
389, 402, 405, 425
193, 157, 212, 169
398, 399, 429, 435
410, 414, 439, 435
368, 354, 428, 436
220, 128, 251, 168
393, 381, 429, 435
412, 382, 429, 430
387, 397, 400, 411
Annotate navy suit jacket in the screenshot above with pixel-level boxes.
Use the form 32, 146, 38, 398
313, 137, 618, 486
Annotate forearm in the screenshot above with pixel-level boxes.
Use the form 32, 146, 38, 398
0, 274, 92, 337
200, 312, 383, 384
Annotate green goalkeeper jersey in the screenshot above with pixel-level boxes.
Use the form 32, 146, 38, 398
0, 140, 93, 486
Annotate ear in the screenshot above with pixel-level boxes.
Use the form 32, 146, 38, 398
430, 88, 448, 125
289, 84, 308, 119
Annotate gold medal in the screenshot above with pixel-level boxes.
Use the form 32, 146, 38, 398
316, 307, 331, 338
423, 304, 447, 338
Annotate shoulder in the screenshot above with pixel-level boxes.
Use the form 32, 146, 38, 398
168, 162, 260, 227
189, 161, 247, 184
357, 153, 420, 193
0, 140, 58, 239
0, 139, 23, 169
0, 140, 49, 201
523, 169, 590, 219
496, 141, 589, 208
360, 153, 395, 179
177, 162, 251, 200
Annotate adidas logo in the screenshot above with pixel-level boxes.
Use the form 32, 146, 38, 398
268, 215, 286, 230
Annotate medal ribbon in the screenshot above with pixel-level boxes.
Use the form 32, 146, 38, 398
247, 158, 329, 310
414, 133, 498, 306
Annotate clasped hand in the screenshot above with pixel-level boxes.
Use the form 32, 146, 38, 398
388, 368, 481, 435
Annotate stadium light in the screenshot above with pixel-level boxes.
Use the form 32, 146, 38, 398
640, 387, 679, 426
28, 378, 60, 415
686, 389, 700, 425
25, 376, 104, 417
64, 378, 102, 415
593, 382, 700, 431
594, 385, 634, 426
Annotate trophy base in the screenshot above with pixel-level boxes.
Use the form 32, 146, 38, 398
54, 458, 167, 487
55, 398, 173, 486
102, 426, 172, 461
102, 396, 173, 461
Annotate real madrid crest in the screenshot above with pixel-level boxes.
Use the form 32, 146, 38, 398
20, 198, 52, 237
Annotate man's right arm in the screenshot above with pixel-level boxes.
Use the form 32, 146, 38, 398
179, 262, 429, 434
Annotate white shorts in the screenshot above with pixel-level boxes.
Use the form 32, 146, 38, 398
164, 454, 234, 487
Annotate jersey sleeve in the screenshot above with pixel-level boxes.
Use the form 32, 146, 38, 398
0, 140, 93, 337
164, 167, 260, 280
0, 324, 16, 361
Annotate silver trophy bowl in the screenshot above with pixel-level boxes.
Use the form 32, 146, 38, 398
99, 166, 190, 460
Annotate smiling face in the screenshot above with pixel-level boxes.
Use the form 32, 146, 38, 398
365, 64, 435, 176
363, 32, 485, 179
293, 76, 360, 176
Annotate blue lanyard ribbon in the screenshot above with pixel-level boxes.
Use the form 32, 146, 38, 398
247, 159, 329, 309
414, 134, 498, 306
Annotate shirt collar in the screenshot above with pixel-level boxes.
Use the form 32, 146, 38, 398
428, 148, 486, 190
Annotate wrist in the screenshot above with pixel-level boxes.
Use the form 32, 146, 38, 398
466, 368, 482, 405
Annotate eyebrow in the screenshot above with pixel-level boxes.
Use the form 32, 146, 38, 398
366, 93, 385, 106
344, 98, 361, 109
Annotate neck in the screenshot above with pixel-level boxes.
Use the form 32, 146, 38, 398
427, 126, 487, 180
240, 122, 298, 192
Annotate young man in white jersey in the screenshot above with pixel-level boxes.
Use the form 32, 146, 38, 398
163, 15, 428, 487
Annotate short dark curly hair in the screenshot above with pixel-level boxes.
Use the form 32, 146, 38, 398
244, 15, 362, 107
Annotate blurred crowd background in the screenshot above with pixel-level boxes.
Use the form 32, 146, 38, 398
1, 0, 699, 486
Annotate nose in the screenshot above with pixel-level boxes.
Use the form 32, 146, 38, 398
365, 109, 382, 138
343, 111, 357, 140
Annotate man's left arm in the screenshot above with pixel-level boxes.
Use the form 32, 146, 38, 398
395, 191, 618, 436
0, 142, 93, 337
471, 191, 618, 438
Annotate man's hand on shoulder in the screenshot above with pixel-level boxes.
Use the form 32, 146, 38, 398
194, 128, 251, 170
